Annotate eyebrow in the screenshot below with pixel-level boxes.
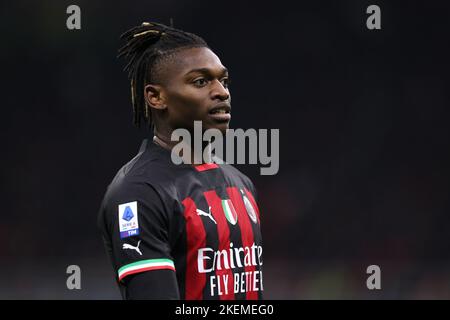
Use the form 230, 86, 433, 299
185, 67, 228, 77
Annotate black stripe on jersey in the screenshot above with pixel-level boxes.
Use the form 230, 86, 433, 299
246, 190, 264, 300
172, 222, 187, 299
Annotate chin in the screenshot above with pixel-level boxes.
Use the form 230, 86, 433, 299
209, 122, 229, 135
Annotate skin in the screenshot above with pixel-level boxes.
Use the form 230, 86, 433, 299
144, 47, 231, 147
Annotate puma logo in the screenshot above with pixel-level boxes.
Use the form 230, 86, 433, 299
196, 206, 217, 224
122, 240, 143, 256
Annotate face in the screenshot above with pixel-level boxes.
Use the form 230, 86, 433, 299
147, 47, 231, 135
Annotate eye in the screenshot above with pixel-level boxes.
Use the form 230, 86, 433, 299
221, 77, 230, 88
193, 78, 208, 87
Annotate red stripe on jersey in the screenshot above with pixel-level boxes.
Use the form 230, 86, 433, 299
227, 187, 259, 300
203, 190, 235, 300
194, 163, 219, 172
244, 188, 260, 224
182, 197, 207, 300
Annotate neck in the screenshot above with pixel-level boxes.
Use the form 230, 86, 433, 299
152, 132, 176, 150
152, 128, 212, 165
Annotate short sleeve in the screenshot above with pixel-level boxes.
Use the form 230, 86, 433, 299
98, 179, 176, 283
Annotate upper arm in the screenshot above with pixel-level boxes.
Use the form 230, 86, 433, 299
99, 179, 179, 293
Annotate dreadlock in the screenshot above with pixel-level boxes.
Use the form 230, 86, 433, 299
117, 21, 209, 128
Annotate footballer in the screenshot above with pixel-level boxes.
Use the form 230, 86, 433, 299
98, 22, 264, 300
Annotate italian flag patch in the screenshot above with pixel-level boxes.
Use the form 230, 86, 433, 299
118, 258, 175, 282
222, 199, 238, 225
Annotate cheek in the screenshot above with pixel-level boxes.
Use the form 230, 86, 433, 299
169, 89, 207, 116
165, 89, 209, 128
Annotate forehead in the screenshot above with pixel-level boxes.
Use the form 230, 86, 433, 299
164, 47, 226, 79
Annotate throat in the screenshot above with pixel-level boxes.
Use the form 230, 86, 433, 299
153, 134, 213, 165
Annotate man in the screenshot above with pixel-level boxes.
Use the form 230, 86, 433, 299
98, 22, 264, 300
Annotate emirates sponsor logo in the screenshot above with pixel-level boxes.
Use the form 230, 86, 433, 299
197, 242, 262, 273
197, 242, 264, 296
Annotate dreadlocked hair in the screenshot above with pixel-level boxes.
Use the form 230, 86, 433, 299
118, 21, 209, 128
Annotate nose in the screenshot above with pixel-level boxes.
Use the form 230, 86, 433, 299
211, 79, 230, 101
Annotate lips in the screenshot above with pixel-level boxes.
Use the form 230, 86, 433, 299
208, 103, 231, 122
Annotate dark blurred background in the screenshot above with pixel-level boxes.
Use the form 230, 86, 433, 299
1, 0, 449, 299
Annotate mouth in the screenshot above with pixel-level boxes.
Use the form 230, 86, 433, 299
208, 103, 231, 122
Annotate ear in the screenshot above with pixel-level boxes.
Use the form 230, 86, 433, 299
144, 84, 167, 110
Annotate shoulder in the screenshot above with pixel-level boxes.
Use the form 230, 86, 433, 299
99, 140, 180, 217
220, 163, 257, 195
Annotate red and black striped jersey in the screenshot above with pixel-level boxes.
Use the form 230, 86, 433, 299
98, 139, 263, 300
